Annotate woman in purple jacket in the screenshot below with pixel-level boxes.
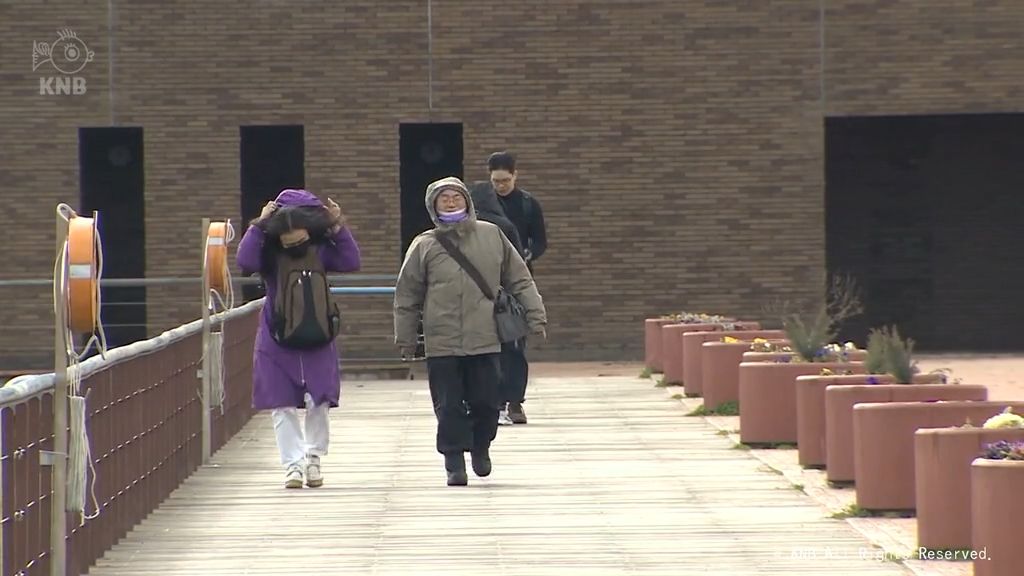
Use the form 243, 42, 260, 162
236, 189, 361, 489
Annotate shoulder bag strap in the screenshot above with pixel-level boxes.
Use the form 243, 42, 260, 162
434, 232, 496, 302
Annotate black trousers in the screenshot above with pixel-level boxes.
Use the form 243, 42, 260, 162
427, 354, 501, 455
499, 338, 529, 405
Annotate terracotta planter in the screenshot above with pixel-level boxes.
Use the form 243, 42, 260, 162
660, 323, 722, 385
915, 427, 1024, 551
795, 372, 947, 468
661, 321, 758, 386
824, 384, 989, 483
644, 318, 677, 372
972, 458, 1024, 576
738, 361, 865, 444
701, 340, 789, 412
680, 329, 780, 396
853, 400, 1024, 511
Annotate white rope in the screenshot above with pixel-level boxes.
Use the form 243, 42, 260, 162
204, 220, 235, 411
54, 204, 104, 525
208, 331, 225, 414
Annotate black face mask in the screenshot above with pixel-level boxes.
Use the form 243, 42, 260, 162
282, 239, 311, 259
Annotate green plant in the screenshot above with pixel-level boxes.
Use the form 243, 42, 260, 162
864, 328, 888, 374
831, 503, 872, 519
879, 326, 917, 383
765, 275, 863, 362
639, 367, 652, 379
709, 401, 738, 416
686, 401, 739, 417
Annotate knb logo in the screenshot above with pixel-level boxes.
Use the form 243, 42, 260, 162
33, 29, 93, 95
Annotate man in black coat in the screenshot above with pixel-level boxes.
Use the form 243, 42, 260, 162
468, 181, 525, 257
483, 151, 548, 425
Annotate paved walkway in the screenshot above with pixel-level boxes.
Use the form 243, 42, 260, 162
90, 376, 910, 575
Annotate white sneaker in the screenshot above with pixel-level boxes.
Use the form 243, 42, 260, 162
498, 410, 514, 426
305, 455, 323, 488
285, 465, 304, 489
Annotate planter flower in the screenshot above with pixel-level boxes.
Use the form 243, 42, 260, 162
750, 337, 790, 354
798, 342, 857, 364
646, 311, 735, 372
971, 440, 1024, 575
983, 407, 1024, 429
980, 439, 1024, 459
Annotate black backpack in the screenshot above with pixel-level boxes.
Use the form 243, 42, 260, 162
270, 247, 340, 349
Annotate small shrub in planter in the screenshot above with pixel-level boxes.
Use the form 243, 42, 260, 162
862, 324, 955, 385
766, 274, 862, 363
864, 328, 888, 375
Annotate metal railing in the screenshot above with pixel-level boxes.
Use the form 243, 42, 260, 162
0, 277, 403, 576
0, 275, 399, 371
0, 275, 398, 288
0, 300, 261, 576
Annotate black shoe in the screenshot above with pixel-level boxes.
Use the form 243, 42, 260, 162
508, 402, 528, 424
444, 453, 468, 486
471, 448, 492, 477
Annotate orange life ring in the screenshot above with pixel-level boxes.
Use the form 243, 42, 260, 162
67, 214, 99, 333
206, 221, 229, 295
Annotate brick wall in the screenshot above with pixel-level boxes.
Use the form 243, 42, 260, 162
1, 1, 1021, 369
824, 0, 1024, 115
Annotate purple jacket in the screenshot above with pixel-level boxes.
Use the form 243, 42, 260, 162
236, 189, 361, 410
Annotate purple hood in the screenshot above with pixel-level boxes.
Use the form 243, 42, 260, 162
275, 188, 324, 208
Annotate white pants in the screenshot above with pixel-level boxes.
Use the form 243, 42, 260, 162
271, 393, 329, 469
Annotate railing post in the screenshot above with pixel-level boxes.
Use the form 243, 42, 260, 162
200, 218, 212, 464
51, 210, 69, 576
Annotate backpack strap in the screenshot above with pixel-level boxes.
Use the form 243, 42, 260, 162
519, 189, 533, 225
434, 232, 495, 302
